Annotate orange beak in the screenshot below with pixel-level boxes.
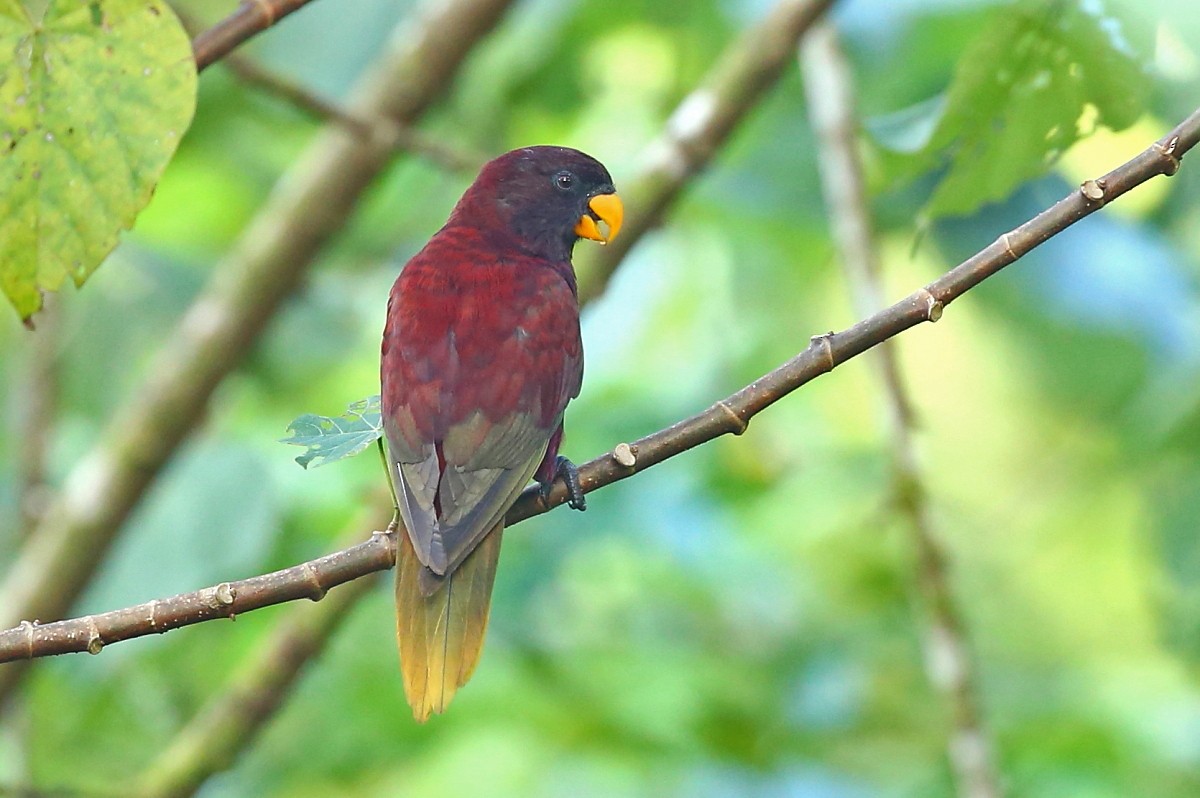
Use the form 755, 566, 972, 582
574, 192, 623, 245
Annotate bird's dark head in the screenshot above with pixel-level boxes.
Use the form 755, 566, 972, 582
453, 146, 623, 262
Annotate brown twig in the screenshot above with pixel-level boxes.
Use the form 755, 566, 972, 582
219, 53, 487, 173
192, 0, 322, 72
576, 0, 839, 302
801, 24, 1002, 798
179, 5, 486, 175
0, 0, 517, 707
3, 103, 1197, 664
0, 535, 392, 661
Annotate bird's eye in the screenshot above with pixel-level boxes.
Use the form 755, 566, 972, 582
554, 171, 574, 190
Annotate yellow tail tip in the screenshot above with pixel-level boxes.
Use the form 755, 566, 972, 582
394, 523, 504, 721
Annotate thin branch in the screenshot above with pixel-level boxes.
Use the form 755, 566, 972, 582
0, 0, 517, 708
192, 0, 322, 72
801, 24, 1001, 798
576, 0, 839, 302
3, 104, 1197, 664
0, 535, 392, 661
133, 507, 389, 798
224, 53, 372, 134
181, 8, 486, 174
220, 53, 487, 174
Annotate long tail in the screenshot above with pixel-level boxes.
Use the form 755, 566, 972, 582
395, 521, 503, 722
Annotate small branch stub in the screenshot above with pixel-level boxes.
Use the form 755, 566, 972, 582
714, 401, 749, 435
21, 620, 35, 659
86, 619, 103, 655
920, 289, 944, 323
301, 563, 326, 601
214, 583, 235, 606
810, 332, 836, 372
1158, 136, 1181, 174
1081, 179, 1106, 202
612, 442, 637, 468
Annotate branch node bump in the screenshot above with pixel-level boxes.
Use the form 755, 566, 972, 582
214, 582, 236, 607
918, 289, 944, 322
86, 618, 103, 655
714, 401, 749, 435
612, 442, 637, 467
1000, 232, 1017, 261
810, 332, 836, 372
1080, 179, 1106, 202
250, 0, 277, 26
374, 528, 400, 568
147, 599, 160, 630
20, 620, 35, 659
301, 563, 326, 601
1156, 136, 1182, 175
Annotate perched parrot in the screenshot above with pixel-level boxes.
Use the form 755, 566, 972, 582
381, 146, 622, 721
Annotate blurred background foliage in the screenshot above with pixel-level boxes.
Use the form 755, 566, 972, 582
2, 0, 1200, 795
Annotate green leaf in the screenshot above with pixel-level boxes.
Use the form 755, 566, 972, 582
281, 395, 384, 469
0, 0, 197, 320
884, 0, 1148, 220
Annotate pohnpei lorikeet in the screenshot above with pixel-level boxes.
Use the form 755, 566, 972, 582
381, 146, 622, 721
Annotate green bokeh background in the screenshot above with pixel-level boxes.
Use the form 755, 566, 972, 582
2, 0, 1200, 795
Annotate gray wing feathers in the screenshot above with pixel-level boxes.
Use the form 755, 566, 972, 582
387, 411, 554, 578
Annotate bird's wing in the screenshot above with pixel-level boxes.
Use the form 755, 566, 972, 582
389, 407, 549, 577
382, 247, 583, 580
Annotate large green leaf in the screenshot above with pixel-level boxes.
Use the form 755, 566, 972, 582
879, 0, 1148, 220
0, 0, 196, 320
281, 395, 384, 469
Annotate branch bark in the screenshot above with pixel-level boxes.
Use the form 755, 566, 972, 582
0, 0, 516, 707
576, 0, 838, 302
801, 23, 1001, 798
4, 102, 1197, 664
192, 0, 322, 72
218, 52, 488, 174
180, 7, 488, 175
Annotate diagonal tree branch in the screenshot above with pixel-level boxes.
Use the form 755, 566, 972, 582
4, 103, 1198, 664
0, 534, 393, 661
577, 0, 838, 302
180, 8, 488, 174
0, 0, 517, 708
800, 23, 1002, 798
85, 4, 847, 788
218, 52, 488, 174
192, 0, 323, 72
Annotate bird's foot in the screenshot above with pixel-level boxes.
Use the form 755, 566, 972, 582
540, 455, 586, 511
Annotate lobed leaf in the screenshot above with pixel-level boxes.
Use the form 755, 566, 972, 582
281, 395, 384, 469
